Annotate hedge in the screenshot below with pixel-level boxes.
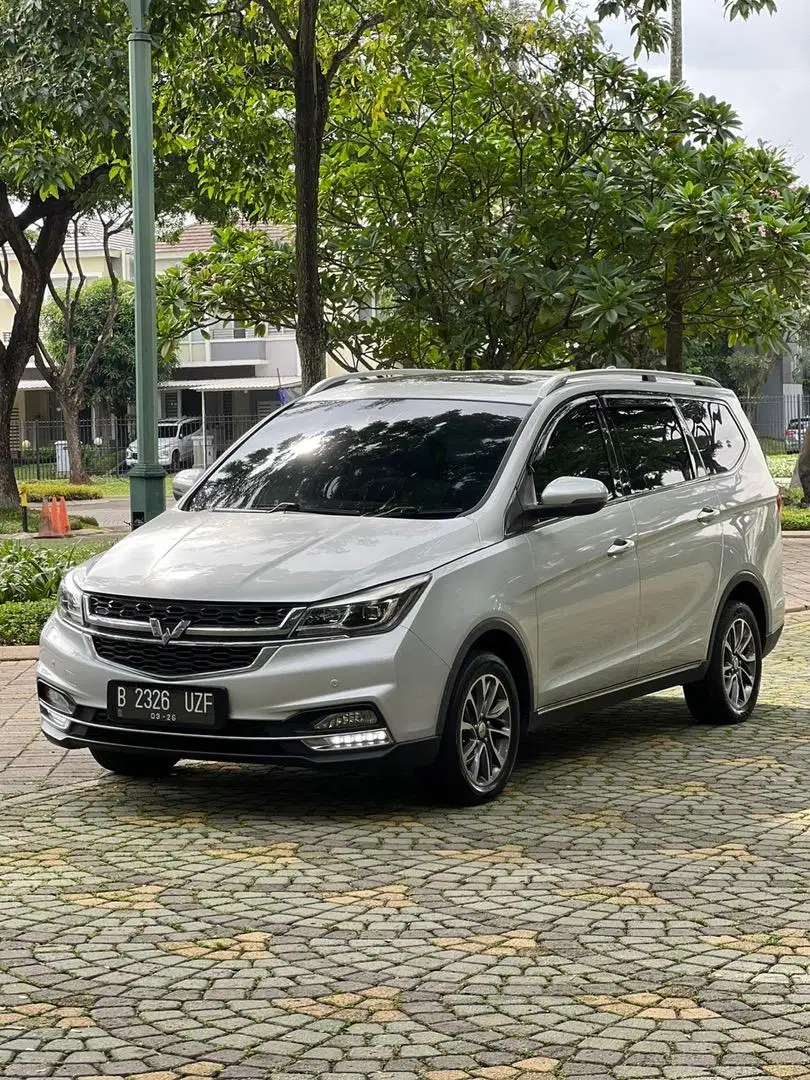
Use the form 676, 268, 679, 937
0, 598, 55, 645
782, 508, 810, 531
19, 481, 103, 502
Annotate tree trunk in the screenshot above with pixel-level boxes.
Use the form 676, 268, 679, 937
62, 396, 90, 486
670, 0, 683, 82
0, 367, 18, 510
293, 3, 329, 392
665, 257, 685, 372
0, 202, 74, 508
797, 423, 810, 504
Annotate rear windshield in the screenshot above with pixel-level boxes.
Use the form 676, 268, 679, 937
185, 397, 527, 518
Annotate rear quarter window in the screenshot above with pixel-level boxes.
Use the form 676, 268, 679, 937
677, 398, 746, 475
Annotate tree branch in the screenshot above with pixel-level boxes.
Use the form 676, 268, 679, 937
325, 14, 384, 86
256, 0, 297, 57
0, 183, 36, 274
16, 165, 112, 231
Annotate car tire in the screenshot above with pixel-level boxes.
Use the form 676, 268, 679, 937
90, 749, 180, 778
430, 650, 521, 805
683, 601, 762, 725
170, 450, 181, 473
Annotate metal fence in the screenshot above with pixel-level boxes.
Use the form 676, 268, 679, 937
12, 414, 265, 482
13, 418, 135, 482
740, 393, 810, 453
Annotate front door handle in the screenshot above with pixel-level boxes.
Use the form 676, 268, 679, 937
697, 506, 720, 523
606, 538, 635, 557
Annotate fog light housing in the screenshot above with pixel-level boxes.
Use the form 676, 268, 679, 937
303, 729, 392, 751
40, 704, 72, 732
312, 709, 378, 733
40, 684, 76, 716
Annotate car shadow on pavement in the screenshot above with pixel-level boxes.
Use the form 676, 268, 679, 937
93, 690, 806, 821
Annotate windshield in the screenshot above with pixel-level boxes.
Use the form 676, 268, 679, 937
158, 423, 179, 439
185, 397, 527, 517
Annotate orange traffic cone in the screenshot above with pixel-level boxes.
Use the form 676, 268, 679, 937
38, 497, 56, 538
53, 497, 71, 537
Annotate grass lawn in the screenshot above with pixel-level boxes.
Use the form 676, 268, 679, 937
88, 474, 174, 498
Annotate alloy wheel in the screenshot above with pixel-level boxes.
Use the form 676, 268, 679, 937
722, 616, 757, 712
457, 673, 513, 793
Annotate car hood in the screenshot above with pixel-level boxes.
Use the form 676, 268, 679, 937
79, 508, 483, 602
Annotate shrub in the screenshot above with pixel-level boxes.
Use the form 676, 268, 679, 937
0, 599, 55, 645
780, 486, 805, 508
19, 481, 103, 501
782, 508, 810, 531
0, 542, 87, 603
0, 510, 99, 535
82, 446, 124, 476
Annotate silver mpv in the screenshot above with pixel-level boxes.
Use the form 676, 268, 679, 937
39, 369, 784, 804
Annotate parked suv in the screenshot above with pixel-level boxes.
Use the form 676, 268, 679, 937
39, 369, 784, 804
785, 416, 810, 453
125, 417, 202, 473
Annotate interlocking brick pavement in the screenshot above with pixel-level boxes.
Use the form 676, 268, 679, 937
783, 536, 810, 612
1, 618, 810, 1078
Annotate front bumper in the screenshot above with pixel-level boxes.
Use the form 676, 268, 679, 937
38, 614, 449, 769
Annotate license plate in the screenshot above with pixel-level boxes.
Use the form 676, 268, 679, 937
107, 682, 227, 729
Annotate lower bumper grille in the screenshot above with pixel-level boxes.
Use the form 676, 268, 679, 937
92, 637, 262, 678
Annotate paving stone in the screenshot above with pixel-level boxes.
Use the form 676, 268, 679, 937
4, 616, 810, 1079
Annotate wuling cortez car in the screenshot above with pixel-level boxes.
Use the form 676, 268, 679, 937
39, 368, 784, 804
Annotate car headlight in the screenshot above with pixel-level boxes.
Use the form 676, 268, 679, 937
57, 571, 85, 627
293, 575, 430, 639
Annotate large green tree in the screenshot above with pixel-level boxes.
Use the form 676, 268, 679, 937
160, 13, 810, 375
40, 263, 176, 485
0, 0, 133, 508
0, 0, 213, 509
162, 0, 480, 390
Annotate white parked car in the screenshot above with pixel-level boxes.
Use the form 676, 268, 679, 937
125, 417, 202, 473
40, 369, 784, 804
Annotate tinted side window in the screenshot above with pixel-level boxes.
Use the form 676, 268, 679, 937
531, 400, 615, 498
677, 398, 745, 474
607, 401, 693, 493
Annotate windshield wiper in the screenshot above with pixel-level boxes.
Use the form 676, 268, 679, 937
266, 502, 301, 513
372, 505, 458, 519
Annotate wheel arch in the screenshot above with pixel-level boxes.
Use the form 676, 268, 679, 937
437, 619, 534, 735
707, 571, 769, 664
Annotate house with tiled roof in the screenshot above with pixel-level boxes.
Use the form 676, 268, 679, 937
2, 220, 303, 456
152, 223, 300, 427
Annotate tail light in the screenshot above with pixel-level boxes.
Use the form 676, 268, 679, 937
777, 492, 783, 528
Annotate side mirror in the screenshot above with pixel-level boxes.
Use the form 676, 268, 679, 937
172, 468, 203, 502
519, 476, 609, 527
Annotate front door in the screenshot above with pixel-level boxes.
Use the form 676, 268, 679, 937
524, 397, 641, 709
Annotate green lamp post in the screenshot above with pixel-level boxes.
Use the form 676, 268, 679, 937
126, 0, 165, 527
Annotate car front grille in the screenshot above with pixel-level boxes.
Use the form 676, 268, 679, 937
87, 594, 295, 631
92, 637, 262, 678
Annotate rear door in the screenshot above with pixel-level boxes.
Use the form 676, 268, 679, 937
603, 395, 724, 677
524, 396, 641, 707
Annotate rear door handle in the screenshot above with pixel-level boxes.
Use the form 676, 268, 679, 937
606, 538, 635, 557
697, 506, 720, 522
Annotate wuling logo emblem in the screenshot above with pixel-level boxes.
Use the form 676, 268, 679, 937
149, 618, 191, 645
